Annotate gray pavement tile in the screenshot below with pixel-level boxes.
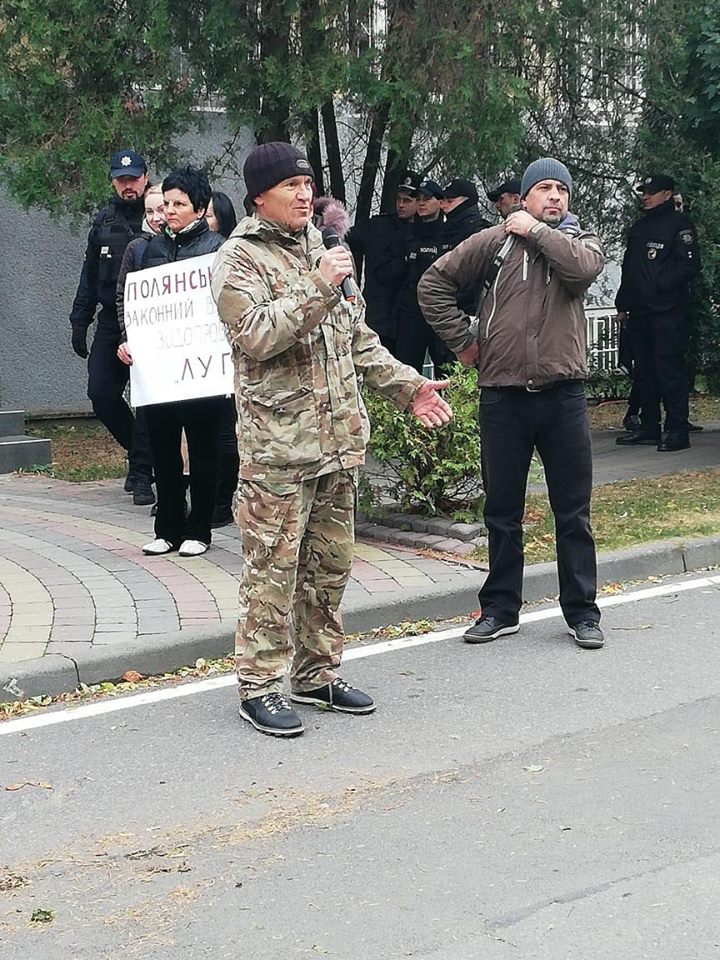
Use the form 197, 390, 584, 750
91, 633, 138, 645
121, 589, 173, 602
94, 620, 138, 630
421, 534, 452, 547
51, 614, 97, 626
137, 617, 180, 633
38, 582, 88, 595
45, 640, 92, 656
448, 521, 485, 541
50, 625, 95, 641
433, 538, 465, 552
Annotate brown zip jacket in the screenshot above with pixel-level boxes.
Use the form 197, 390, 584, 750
417, 220, 605, 388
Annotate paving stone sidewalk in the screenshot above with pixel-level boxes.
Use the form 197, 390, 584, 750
1, 425, 719, 679
0, 474, 480, 668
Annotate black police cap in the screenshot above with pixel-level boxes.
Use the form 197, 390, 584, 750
487, 178, 522, 202
110, 149, 147, 178
636, 173, 675, 194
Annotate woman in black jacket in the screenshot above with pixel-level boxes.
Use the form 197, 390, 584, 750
124, 166, 226, 557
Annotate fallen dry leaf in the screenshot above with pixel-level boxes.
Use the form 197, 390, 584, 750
120, 670, 144, 683
5, 781, 53, 792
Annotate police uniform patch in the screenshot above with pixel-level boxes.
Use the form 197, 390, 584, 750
648, 248, 657, 259
680, 230, 693, 244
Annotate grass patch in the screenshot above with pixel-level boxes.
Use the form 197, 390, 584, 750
471, 469, 720, 565
26, 419, 126, 482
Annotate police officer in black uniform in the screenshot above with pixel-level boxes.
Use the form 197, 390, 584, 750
615, 173, 700, 452
440, 178, 492, 318
395, 179, 453, 374
346, 173, 420, 356
69, 149, 155, 503
440, 178, 491, 249
486, 178, 523, 220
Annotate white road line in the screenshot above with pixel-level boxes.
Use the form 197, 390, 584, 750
2, 573, 719, 736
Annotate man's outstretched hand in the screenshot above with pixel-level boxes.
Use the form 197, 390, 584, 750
411, 380, 453, 428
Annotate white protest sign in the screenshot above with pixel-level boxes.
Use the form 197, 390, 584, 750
125, 253, 233, 406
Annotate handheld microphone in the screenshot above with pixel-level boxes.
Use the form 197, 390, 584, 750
321, 228, 356, 303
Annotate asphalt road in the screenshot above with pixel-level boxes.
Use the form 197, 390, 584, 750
2, 573, 720, 959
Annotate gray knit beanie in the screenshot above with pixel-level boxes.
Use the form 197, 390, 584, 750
244, 142, 314, 201
521, 158, 572, 198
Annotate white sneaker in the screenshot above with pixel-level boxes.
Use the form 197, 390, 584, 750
178, 539, 209, 557
142, 538, 176, 556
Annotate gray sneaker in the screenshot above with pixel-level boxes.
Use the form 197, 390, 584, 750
568, 621, 605, 649
464, 616, 519, 644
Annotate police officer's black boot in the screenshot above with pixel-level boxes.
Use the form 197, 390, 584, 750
657, 431, 690, 452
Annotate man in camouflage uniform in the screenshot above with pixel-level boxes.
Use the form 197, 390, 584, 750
212, 142, 452, 737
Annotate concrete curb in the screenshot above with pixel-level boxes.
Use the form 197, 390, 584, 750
2, 534, 718, 702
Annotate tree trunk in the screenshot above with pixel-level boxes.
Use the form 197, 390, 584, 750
304, 108, 326, 195
257, 4, 292, 142
355, 99, 390, 221
320, 99, 346, 202
380, 131, 413, 214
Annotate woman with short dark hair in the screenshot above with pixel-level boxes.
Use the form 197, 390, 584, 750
137, 166, 227, 557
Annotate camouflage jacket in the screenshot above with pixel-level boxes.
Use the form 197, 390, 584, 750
211, 215, 425, 485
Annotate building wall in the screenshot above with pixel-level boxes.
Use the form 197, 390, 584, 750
0, 114, 254, 416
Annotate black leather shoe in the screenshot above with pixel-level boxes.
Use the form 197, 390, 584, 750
291, 677, 375, 714
124, 471, 134, 493
464, 616, 519, 644
132, 476, 156, 506
568, 621, 605, 649
616, 432, 660, 446
239, 693, 304, 737
657, 432, 690, 452
688, 422, 704, 433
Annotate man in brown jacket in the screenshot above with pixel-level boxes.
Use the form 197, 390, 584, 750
418, 158, 606, 650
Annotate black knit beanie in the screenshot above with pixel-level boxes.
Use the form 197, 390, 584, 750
243, 142, 314, 201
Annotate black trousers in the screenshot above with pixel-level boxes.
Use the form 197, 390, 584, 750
395, 309, 455, 375
629, 311, 689, 435
87, 320, 153, 477
145, 396, 224, 546
479, 382, 600, 627
215, 397, 240, 511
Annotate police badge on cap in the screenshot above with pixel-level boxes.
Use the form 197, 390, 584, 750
397, 172, 421, 196
109, 149, 147, 178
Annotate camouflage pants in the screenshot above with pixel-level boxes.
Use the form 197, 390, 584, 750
234, 470, 356, 699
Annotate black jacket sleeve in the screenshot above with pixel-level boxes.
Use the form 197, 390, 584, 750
69, 222, 100, 331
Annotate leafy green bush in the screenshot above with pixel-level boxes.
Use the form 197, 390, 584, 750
360, 364, 481, 517
585, 365, 632, 404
